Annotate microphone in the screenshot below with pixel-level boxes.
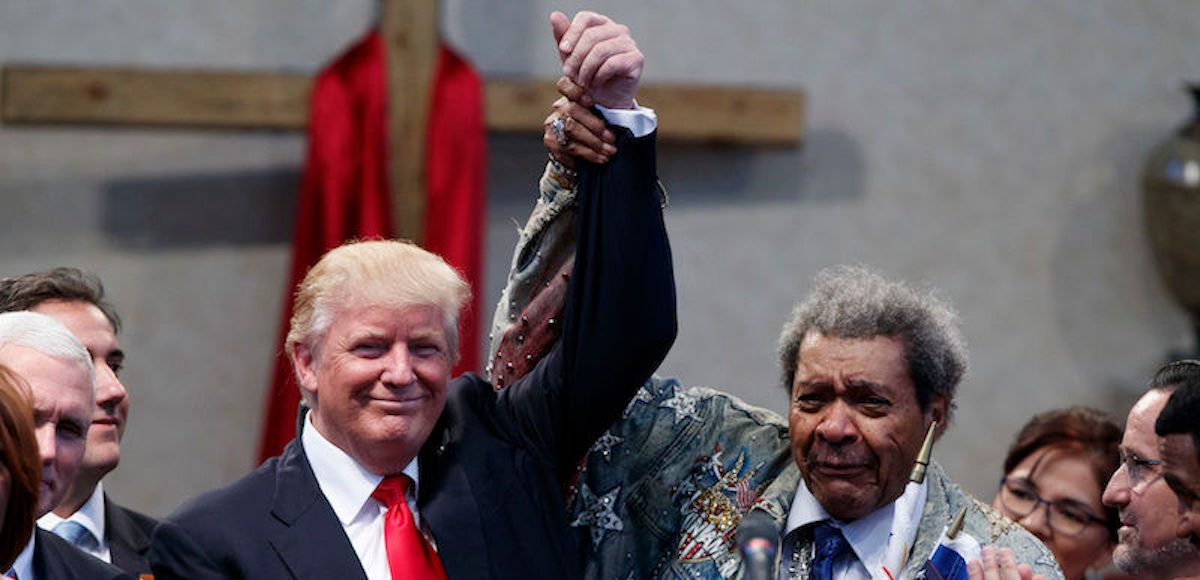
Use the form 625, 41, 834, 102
737, 510, 779, 580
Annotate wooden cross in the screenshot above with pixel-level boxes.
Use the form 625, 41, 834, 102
0, 0, 804, 243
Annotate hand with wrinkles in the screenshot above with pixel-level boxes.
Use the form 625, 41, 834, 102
967, 546, 1047, 580
543, 88, 616, 168
550, 10, 643, 109
543, 11, 643, 167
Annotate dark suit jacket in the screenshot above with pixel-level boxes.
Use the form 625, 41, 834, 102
33, 528, 136, 580
105, 494, 157, 576
149, 130, 676, 580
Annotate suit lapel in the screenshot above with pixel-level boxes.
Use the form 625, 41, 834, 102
104, 495, 150, 572
31, 528, 117, 579
31, 529, 60, 579
419, 419, 489, 578
267, 439, 369, 580
903, 464, 950, 580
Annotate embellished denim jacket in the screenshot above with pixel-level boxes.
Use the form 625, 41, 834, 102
568, 376, 795, 579
567, 377, 1064, 580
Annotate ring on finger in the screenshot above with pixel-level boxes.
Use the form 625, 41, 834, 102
551, 117, 569, 146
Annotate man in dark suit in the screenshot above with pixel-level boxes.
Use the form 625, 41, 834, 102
0, 311, 134, 580
29, 530, 133, 580
149, 10, 675, 580
1153, 362, 1200, 547
0, 267, 157, 576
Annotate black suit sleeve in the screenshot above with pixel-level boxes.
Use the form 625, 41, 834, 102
497, 128, 677, 477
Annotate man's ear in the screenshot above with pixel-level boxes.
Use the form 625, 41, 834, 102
291, 343, 319, 398
1178, 510, 1196, 542
927, 396, 949, 440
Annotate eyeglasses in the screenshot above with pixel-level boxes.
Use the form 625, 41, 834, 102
997, 477, 1108, 536
1117, 450, 1163, 489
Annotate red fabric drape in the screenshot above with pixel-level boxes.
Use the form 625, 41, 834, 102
257, 31, 486, 463
423, 46, 486, 383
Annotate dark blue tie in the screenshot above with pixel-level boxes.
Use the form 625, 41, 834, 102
811, 523, 850, 580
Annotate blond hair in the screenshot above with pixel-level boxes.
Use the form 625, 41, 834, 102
286, 240, 471, 363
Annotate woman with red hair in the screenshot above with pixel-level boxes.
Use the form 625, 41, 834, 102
993, 407, 1121, 580
0, 365, 39, 571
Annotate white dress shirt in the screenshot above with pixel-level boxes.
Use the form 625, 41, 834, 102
785, 478, 928, 580
302, 414, 423, 580
37, 482, 110, 563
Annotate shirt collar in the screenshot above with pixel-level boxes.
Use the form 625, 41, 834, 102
302, 413, 420, 526
37, 482, 107, 547
787, 477, 928, 580
9, 531, 34, 580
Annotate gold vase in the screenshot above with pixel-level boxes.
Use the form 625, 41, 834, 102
1143, 83, 1200, 345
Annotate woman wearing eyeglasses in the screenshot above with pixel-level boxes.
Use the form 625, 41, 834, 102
993, 406, 1121, 580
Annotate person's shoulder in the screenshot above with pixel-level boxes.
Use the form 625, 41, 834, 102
35, 529, 136, 579
165, 446, 289, 527
151, 448, 297, 574
446, 373, 487, 398
621, 376, 786, 431
936, 476, 1028, 542
106, 495, 159, 532
692, 384, 787, 428
590, 375, 790, 485
962, 497, 1064, 579
957, 493, 1037, 544
441, 373, 494, 419
932, 470, 1065, 580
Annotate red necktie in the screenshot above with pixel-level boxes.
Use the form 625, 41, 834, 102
372, 475, 446, 580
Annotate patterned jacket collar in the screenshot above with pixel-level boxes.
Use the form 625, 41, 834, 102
750, 462, 992, 580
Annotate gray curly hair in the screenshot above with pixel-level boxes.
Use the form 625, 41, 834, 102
777, 265, 968, 414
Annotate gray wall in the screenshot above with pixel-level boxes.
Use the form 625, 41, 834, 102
1, 0, 1198, 516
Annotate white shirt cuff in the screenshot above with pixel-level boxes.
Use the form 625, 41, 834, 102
597, 101, 657, 138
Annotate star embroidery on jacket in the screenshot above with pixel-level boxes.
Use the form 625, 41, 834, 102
622, 382, 659, 417
659, 389, 701, 424
571, 483, 624, 549
698, 445, 725, 478
591, 431, 624, 461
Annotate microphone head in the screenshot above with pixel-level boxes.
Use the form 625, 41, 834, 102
737, 510, 780, 555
